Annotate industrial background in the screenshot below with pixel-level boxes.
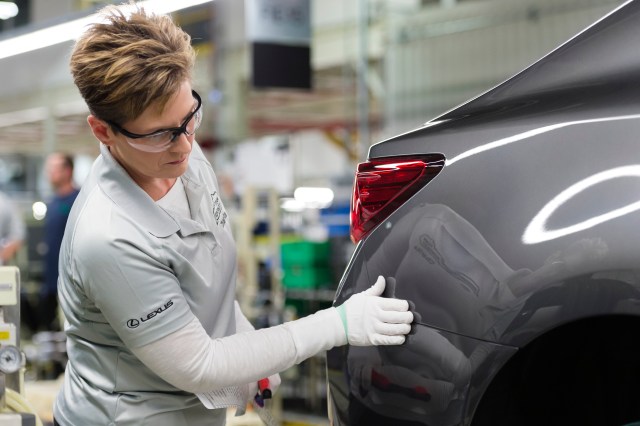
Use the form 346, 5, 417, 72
0, 0, 626, 425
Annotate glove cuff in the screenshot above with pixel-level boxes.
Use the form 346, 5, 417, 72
336, 303, 349, 343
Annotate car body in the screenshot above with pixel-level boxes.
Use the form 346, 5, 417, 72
326, 1, 640, 425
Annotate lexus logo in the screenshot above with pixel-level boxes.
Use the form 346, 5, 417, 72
127, 300, 174, 329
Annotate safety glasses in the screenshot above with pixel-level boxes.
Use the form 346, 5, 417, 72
108, 90, 202, 153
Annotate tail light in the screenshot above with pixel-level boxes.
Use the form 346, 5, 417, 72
351, 154, 445, 243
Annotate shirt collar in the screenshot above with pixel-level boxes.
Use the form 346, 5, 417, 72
97, 143, 180, 238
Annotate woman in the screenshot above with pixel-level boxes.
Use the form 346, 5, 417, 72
53, 4, 413, 425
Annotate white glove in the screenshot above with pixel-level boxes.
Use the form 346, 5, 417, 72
282, 276, 412, 366
337, 276, 414, 346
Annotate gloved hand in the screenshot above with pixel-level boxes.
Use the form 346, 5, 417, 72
337, 276, 414, 346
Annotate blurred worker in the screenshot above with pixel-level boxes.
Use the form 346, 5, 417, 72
0, 190, 25, 265
53, 5, 414, 426
40, 152, 79, 331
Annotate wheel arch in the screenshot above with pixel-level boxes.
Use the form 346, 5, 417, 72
470, 314, 640, 426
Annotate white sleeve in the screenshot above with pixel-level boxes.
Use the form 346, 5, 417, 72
130, 306, 346, 394
234, 301, 255, 333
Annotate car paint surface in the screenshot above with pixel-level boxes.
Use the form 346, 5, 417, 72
327, 1, 640, 424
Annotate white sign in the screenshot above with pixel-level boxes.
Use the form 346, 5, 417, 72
246, 0, 311, 45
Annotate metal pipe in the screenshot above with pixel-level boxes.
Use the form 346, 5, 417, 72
357, 0, 371, 161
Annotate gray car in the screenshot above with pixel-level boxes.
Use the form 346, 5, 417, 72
326, 1, 640, 425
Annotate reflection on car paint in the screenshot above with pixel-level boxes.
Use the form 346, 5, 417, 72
447, 113, 640, 166
523, 164, 640, 244
337, 326, 516, 426
361, 202, 634, 343
414, 233, 480, 296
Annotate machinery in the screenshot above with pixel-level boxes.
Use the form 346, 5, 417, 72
0, 267, 40, 426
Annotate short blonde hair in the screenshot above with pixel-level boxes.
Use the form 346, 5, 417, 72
69, 4, 196, 125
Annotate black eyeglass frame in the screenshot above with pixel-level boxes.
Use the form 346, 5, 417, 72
107, 90, 202, 141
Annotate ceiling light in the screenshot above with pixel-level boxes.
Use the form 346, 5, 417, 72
32, 201, 47, 221
294, 187, 335, 209
0, 2, 18, 20
0, 0, 213, 60
280, 198, 305, 212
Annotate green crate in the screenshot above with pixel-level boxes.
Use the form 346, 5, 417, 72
281, 241, 330, 268
282, 265, 332, 289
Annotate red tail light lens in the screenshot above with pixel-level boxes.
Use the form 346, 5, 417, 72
351, 154, 445, 243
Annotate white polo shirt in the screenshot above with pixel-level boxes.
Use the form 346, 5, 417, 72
54, 142, 236, 425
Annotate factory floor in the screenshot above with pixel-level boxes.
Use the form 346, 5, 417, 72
24, 379, 330, 426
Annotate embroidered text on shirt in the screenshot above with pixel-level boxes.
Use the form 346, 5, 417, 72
210, 191, 228, 228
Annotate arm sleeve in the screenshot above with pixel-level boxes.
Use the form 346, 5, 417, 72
7, 204, 25, 242
234, 301, 255, 333
0, 196, 25, 243
131, 306, 346, 393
